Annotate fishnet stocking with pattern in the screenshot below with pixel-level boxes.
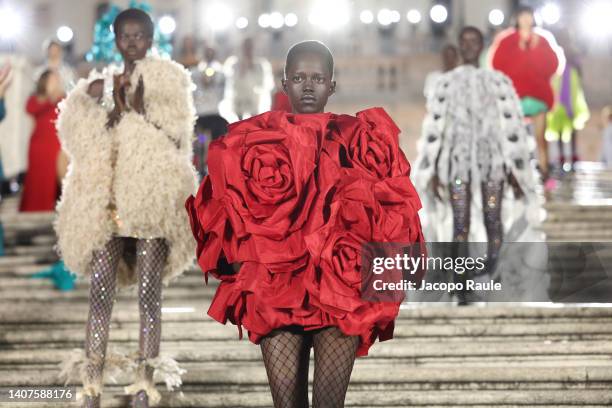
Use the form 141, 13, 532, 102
312, 327, 359, 408
260, 329, 311, 408
260, 327, 359, 408
84, 237, 124, 394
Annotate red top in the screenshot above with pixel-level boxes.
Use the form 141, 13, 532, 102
491, 29, 559, 110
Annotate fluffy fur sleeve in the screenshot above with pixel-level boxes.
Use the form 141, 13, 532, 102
413, 72, 450, 190
490, 71, 537, 192
131, 57, 196, 151
56, 78, 108, 158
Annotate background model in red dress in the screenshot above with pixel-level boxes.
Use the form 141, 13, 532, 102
20, 69, 63, 212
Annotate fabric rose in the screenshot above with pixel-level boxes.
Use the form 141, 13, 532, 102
206, 111, 331, 264
328, 108, 410, 180
304, 177, 408, 313
186, 176, 239, 282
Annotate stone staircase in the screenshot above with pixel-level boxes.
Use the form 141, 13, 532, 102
1, 165, 612, 407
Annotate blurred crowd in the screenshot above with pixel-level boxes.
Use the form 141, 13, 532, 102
0, 5, 611, 217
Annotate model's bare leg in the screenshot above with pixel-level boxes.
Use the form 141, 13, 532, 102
532, 112, 549, 178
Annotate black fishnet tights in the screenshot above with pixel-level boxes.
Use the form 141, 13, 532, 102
260, 327, 359, 408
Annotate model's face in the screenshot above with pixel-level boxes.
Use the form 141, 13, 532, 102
517, 12, 534, 30
48, 43, 62, 60
46, 71, 61, 93
282, 52, 335, 114
242, 39, 254, 59
204, 47, 215, 62
116, 21, 152, 63
459, 31, 483, 65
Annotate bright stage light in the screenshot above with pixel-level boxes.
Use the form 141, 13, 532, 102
391, 10, 400, 23
205, 3, 233, 31
488, 9, 504, 26
235, 17, 248, 29
56, 25, 74, 42
407, 9, 422, 24
540, 3, 561, 25
360, 10, 374, 24
270, 11, 284, 29
158, 15, 176, 35
377, 9, 393, 26
308, 0, 349, 30
258, 13, 271, 28
0, 5, 23, 40
285, 13, 298, 27
581, 1, 612, 38
430, 4, 448, 24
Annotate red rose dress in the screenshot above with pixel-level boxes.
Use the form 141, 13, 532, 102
186, 108, 425, 356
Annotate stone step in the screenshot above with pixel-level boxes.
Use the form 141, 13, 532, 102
3, 364, 611, 389
3, 321, 612, 343
2, 336, 612, 360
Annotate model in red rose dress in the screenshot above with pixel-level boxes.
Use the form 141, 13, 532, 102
187, 41, 424, 407
20, 70, 64, 212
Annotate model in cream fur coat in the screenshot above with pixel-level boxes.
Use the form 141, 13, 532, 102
55, 9, 197, 408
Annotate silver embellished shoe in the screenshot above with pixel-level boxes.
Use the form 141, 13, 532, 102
83, 394, 101, 408
132, 389, 149, 408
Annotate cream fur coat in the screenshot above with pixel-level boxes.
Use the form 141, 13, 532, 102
55, 56, 198, 287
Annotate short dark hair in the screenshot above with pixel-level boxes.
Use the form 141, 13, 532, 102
35, 69, 53, 96
113, 8, 154, 38
459, 26, 484, 44
284, 40, 334, 79
515, 5, 536, 28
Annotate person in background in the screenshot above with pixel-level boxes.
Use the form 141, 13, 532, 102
0, 62, 12, 257
423, 44, 459, 100
19, 70, 64, 212
190, 45, 228, 177
34, 40, 76, 92
546, 29, 590, 172
271, 68, 292, 113
220, 38, 274, 121
0, 63, 10, 121
600, 106, 612, 168
490, 5, 559, 188
177, 35, 200, 69
414, 27, 541, 304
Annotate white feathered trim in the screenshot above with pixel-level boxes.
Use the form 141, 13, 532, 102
148, 355, 187, 391
113, 111, 198, 286
54, 57, 198, 288
130, 57, 196, 151
125, 355, 187, 406
57, 348, 136, 397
